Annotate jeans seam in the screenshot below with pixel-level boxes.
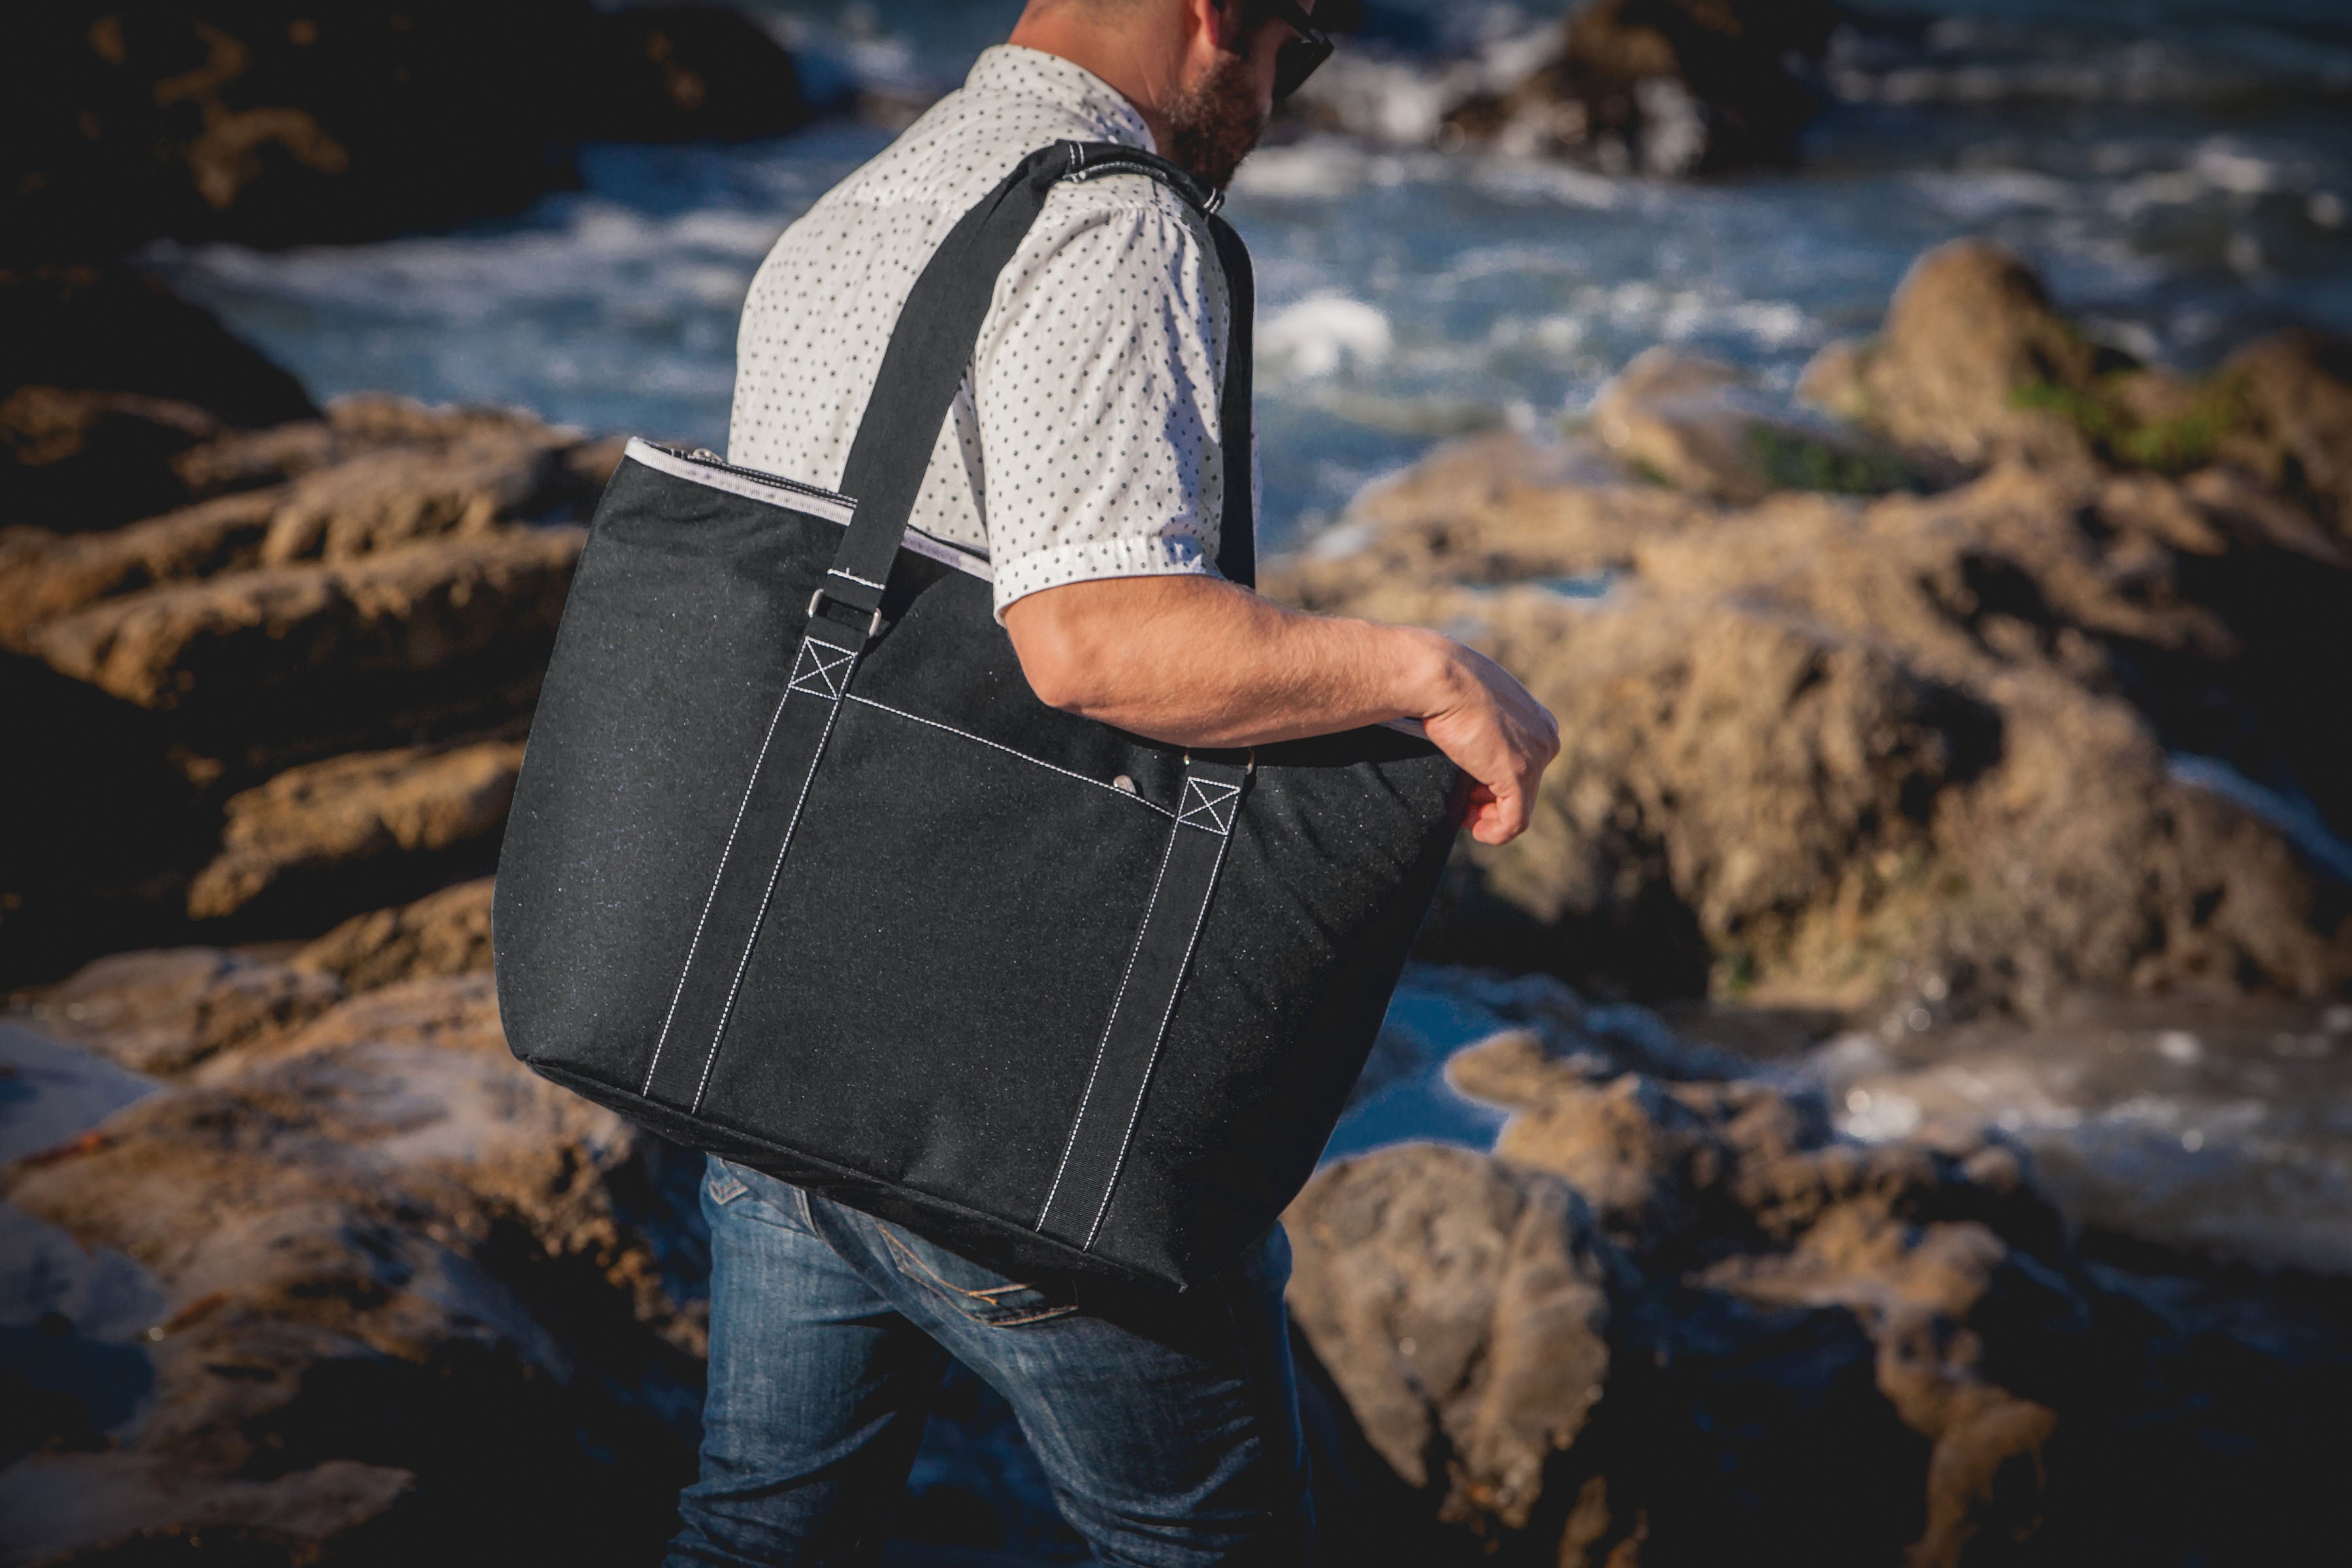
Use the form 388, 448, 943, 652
1226, 1247, 1307, 1527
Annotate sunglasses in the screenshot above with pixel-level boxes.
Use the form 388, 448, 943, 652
1257, 0, 1334, 103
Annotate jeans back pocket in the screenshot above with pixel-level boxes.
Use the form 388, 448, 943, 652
875, 1221, 1078, 1328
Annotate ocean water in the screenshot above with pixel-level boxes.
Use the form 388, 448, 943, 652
146, 0, 2352, 551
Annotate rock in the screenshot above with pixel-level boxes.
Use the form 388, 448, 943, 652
22, 947, 343, 1076
0, 487, 282, 649
255, 415, 574, 564
3, 389, 612, 981
1284, 1145, 1615, 1533
0, 651, 199, 989
1290, 1011, 2352, 1566
1269, 440, 2352, 1016
2213, 328, 2352, 542
0, 386, 227, 533
1591, 348, 1913, 506
295, 877, 497, 992
1441, 0, 1842, 175
5, 2, 811, 258
580, 5, 819, 144
186, 742, 526, 922
1799, 241, 2308, 493
0, 264, 316, 532
28, 524, 584, 713
1798, 240, 2106, 471
0, 972, 705, 1564
0, 264, 317, 429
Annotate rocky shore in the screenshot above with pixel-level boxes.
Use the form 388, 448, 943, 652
8, 22, 2352, 1554
1273, 241, 2352, 1029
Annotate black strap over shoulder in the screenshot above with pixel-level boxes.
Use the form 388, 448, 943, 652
826, 140, 1256, 617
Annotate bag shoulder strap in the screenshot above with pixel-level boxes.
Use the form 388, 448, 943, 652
823, 140, 1255, 617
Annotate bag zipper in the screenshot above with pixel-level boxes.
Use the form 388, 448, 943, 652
651, 442, 858, 510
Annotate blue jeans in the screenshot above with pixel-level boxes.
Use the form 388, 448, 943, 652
666, 1156, 1313, 1567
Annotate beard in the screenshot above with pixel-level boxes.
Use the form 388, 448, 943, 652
1165, 52, 1267, 191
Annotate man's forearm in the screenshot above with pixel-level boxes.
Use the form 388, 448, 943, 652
1003, 574, 1454, 748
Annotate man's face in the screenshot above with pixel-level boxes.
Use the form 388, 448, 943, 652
1165, 1, 1308, 190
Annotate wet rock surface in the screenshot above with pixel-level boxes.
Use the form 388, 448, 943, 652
24, 948, 342, 1078
1269, 248, 2352, 1021
1, 973, 708, 1566
1287, 1012, 2352, 1568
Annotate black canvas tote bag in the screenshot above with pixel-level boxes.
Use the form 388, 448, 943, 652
493, 140, 1469, 1292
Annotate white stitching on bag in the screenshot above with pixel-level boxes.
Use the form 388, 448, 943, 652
1081, 826, 1232, 1252
642, 683, 794, 1095
691, 693, 845, 1112
842, 694, 1174, 816
1175, 776, 1239, 834
789, 638, 858, 700
1035, 824, 1179, 1230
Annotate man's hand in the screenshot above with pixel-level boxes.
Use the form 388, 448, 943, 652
1414, 638, 1561, 845
1003, 574, 1560, 844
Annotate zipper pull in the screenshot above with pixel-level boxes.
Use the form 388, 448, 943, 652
691, 448, 722, 462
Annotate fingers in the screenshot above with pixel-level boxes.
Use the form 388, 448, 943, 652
1462, 774, 1533, 845
1417, 640, 1558, 847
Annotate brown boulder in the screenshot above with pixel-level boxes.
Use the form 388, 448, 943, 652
1441, 0, 1841, 174
186, 742, 526, 921
0, 385, 228, 533
21, 947, 343, 1076
1286, 1145, 1614, 1535
4, 3, 811, 257
1799, 240, 2103, 470
0, 972, 703, 1563
1289, 1013, 2080, 1565
295, 877, 497, 992
2213, 328, 2352, 541
1590, 349, 1914, 505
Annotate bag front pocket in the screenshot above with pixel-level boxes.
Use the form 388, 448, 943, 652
696, 694, 1175, 1229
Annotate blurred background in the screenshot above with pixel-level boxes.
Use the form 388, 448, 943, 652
106, 0, 2352, 547
5, 3, 2351, 1565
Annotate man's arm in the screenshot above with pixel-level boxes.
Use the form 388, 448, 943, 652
1003, 574, 1560, 845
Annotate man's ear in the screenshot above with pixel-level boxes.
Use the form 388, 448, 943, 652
1187, 0, 1248, 53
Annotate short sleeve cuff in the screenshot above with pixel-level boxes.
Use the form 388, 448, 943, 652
990, 532, 1218, 622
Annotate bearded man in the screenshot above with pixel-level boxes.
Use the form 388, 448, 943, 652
672, 3, 1557, 1562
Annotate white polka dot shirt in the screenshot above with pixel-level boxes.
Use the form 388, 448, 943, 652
728, 45, 1256, 621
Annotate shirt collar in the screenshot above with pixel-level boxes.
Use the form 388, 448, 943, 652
964, 45, 1157, 154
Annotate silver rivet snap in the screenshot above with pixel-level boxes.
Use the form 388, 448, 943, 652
1112, 774, 1137, 794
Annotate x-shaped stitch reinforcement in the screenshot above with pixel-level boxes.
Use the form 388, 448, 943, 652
1176, 777, 1240, 834
789, 639, 857, 700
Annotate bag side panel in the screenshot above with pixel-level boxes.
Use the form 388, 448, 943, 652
493, 461, 834, 1085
